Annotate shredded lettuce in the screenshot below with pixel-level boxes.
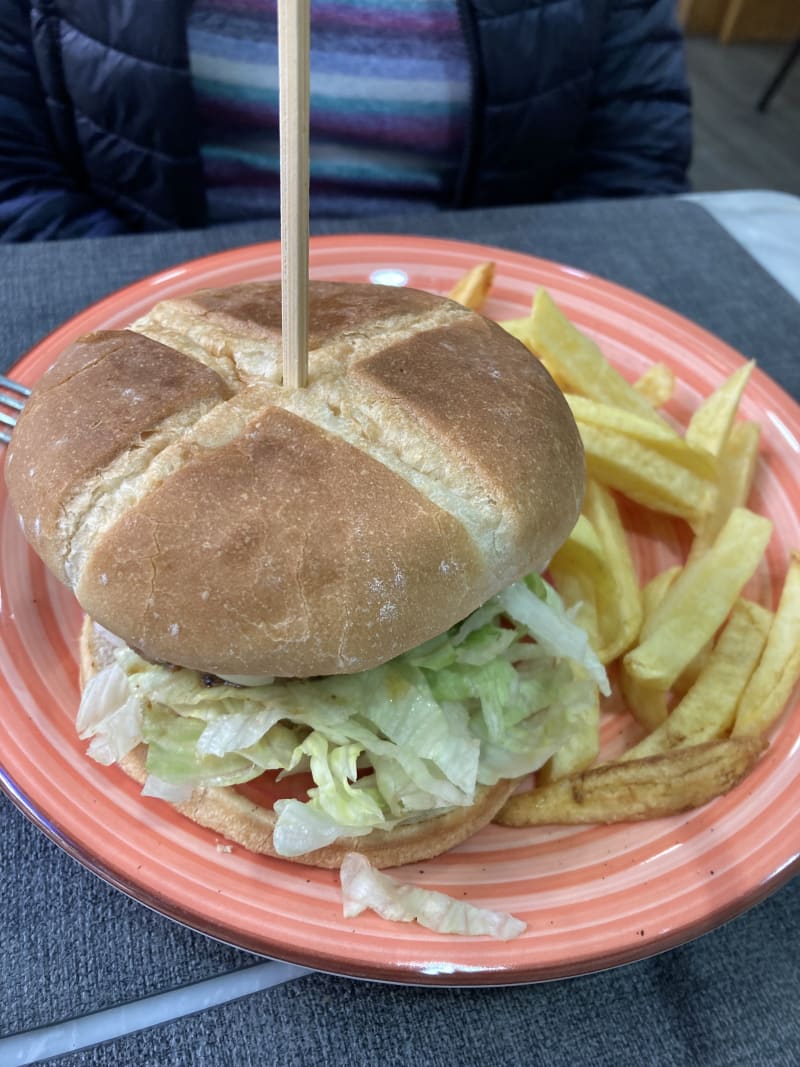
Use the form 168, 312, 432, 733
295, 734, 386, 828
77, 575, 607, 856
273, 799, 375, 856
495, 578, 610, 695
340, 853, 526, 940
76, 659, 143, 766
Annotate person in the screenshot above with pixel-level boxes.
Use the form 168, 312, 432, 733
0, 0, 692, 242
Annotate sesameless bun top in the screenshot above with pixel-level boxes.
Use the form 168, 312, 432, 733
6, 281, 584, 676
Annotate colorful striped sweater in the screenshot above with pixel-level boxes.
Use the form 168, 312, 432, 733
187, 0, 471, 222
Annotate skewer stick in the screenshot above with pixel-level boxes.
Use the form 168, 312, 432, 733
278, 0, 310, 388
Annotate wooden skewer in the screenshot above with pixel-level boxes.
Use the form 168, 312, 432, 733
278, 0, 310, 389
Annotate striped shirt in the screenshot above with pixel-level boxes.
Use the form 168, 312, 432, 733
187, 0, 470, 222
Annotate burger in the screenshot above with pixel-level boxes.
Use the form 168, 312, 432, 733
5, 279, 605, 869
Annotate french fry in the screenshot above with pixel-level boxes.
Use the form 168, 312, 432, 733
459, 262, 794, 832
567, 395, 716, 480
581, 480, 642, 661
550, 485, 642, 665
500, 313, 572, 393
626, 507, 773, 691
550, 514, 606, 577
641, 506, 772, 642
641, 565, 681, 622
686, 361, 754, 458
673, 644, 713, 697
687, 420, 761, 564
546, 565, 602, 656
620, 668, 669, 732
496, 737, 766, 826
622, 599, 772, 759
733, 553, 800, 737
634, 518, 699, 709
529, 288, 674, 428
633, 363, 675, 408
578, 421, 717, 525
499, 315, 535, 349
549, 514, 620, 661
447, 261, 495, 310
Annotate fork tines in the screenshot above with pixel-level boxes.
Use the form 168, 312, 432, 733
0, 375, 30, 445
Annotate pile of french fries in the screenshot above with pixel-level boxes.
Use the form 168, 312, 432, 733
448, 263, 800, 827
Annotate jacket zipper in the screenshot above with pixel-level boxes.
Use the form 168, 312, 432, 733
452, 0, 483, 209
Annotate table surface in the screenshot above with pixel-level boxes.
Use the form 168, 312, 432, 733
1, 195, 798, 1067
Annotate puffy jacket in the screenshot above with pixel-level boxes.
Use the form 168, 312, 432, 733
0, 0, 692, 241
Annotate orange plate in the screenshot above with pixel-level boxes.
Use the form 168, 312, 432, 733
1, 235, 799, 985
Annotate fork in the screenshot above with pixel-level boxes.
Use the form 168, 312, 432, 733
0, 375, 30, 445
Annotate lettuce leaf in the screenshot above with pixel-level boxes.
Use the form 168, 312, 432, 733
272, 800, 375, 857
77, 574, 607, 856
76, 659, 143, 766
495, 579, 610, 695
340, 853, 526, 939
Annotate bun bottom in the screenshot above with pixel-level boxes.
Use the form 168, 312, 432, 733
79, 618, 517, 869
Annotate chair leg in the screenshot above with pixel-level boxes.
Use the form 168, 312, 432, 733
756, 38, 800, 113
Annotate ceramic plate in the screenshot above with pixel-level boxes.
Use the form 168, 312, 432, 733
1, 235, 798, 984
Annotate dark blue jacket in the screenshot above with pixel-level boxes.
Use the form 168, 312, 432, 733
0, 0, 692, 241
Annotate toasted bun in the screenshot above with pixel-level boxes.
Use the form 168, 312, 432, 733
80, 618, 518, 869
8, 281, 583, 677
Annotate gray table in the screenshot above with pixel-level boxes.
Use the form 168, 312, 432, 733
1, 196, 798, 1066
